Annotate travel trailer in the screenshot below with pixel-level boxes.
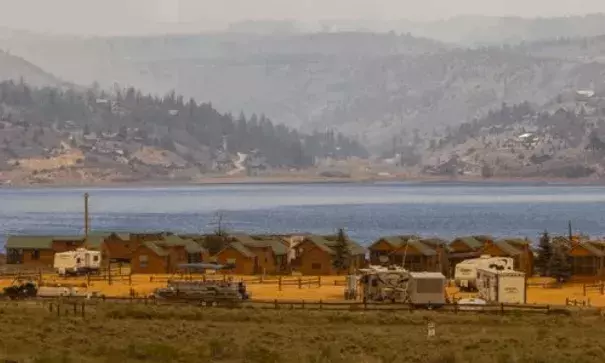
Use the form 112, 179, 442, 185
358, 265, 446, 307
454, 255, 514, 291
476, 268, 526, 304
53, 248, 102, 276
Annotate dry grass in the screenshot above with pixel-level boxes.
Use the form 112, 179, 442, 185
0, 302, 604, 362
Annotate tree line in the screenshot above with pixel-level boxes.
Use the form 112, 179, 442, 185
0, 79, 368, 167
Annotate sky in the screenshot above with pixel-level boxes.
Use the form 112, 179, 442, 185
0, 0, 604, 35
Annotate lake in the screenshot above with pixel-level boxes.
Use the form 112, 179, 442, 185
1, 181, 605, 248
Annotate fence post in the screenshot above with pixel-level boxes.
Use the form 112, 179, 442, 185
319, 299, 323, 310
278, 276, 282, 291
274, 299, 278, 310
500, 303, 504, 315
583, 283, 586, 296
129, 273, 132, 286
565, 297, 568, 306
301, 300, 305, 310
49, 302, 53, 313
298, 277, 302, 289
546, 304, 550, 314
601, 281, 604, 295
318, 276, 321, 287
73, 302, 77, 315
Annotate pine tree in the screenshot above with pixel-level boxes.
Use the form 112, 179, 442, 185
332, 228, 351, 274
536, 230, 552, 276
548, 243, 571, 283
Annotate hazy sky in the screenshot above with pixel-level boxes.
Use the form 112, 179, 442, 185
0, 0, 604, 35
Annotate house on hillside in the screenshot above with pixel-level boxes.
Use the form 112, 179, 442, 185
292, 235, 366, 275
214, 234, 289, 275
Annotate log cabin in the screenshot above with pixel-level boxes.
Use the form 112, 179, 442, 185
292, 235, 366, 275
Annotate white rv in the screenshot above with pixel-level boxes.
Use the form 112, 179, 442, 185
454, 255, 514, 291
476, 268, 526, 304
53, 248, 102, 276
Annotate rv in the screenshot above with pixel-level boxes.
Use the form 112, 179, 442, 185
454, 255, 514, 291
476, 268, 526, 304
53, 248, 102, 276
358, 266, 446, 308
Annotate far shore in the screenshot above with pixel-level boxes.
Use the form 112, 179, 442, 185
1, 173, 604, 189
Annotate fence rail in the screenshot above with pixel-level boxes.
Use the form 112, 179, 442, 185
147, 275, 322, 290
22, 296, 564, 317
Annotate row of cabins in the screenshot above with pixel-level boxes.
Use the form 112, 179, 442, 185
4, 232, 605, 279
3, 232, 366, 276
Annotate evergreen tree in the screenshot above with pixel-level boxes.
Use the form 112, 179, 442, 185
536, 230, 552, 276
548, 243, 571, 283
332, 228, 351, 274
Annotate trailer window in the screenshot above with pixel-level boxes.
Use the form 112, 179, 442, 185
93, 255, 99, 262
76, 258, 81, 264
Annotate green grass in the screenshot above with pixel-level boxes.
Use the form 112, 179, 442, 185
0, 302, 603, 362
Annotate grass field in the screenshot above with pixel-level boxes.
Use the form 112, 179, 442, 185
1, 274, 604, 306
0, 302, 604, 362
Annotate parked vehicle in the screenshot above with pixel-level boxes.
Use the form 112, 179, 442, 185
454, 255, 514, 291
3, 281, 37, 300
54, 248, 102, 276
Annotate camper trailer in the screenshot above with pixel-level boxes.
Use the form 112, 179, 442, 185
358, 266, 446, 307
454, 255, 514, 291
476, 268, 526, 304
53, 248, 102, 276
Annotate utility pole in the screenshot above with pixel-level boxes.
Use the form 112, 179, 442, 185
84, 193, 89, 240
568, 220, 572, 241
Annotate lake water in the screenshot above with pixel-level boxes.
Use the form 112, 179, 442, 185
2, 181, 605, 248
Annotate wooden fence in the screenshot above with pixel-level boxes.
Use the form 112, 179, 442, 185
31, 297, 561, 317
583, 281, 605, 296
147, 275, 322, 290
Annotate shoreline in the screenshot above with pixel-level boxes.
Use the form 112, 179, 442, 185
0, 174, 604, 189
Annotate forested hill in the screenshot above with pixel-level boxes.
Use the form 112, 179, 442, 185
0, 81, 367, 185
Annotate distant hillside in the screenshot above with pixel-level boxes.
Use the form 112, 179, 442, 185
4, 29, 605, 153
0, 50, 65, 88
419, 90, 605, 179
405, 14, 605, 45
0, 81, 366, 185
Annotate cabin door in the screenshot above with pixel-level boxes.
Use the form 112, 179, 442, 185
84, 253, 91, 267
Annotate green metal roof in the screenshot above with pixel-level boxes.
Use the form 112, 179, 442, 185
6, 236, 54, 249
493, 240, 523, 256
578, 242, 605, 257
452, 236, 484, 250
231, 234, 289, 256
307, 235, 366, 256
227, 241, 255, 258
142, 241, 170, 257
370, 235, 419, 249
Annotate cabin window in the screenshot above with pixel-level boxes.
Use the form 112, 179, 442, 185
226, 258, 236, 264
139, 255, 148, 268
93, 255, 99, 262
311, 263, 321, 270
30, 250, 40, 260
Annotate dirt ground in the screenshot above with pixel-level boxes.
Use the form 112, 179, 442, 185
1, 274, 604, 306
